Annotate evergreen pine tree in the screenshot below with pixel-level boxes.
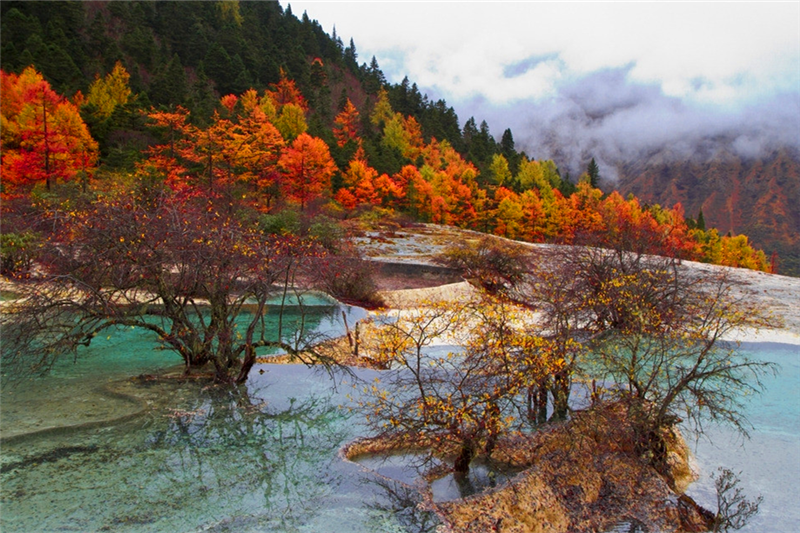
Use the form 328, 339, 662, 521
697, 209, 706, 231
587, 157, 600, 189
344, 37, 357, 69
204, 42, 233, 93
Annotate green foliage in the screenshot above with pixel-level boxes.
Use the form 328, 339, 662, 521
308, 216, 345, 252
587, 158, 600, 189
150, 54, 189, 106
259, 209, 302, 236
0, 231, 41, 277
697, 209, 706, 231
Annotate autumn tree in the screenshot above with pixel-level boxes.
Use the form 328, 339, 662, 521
357, 294, 554, 475
180, 111, 240, 194
86, 61, 132, 118
1, 67, 98, 193
712, 468, 763, 532
333, 98, 360, 148
278, 133, 337, 211
236, 106, 285, 208
1, 194, 336, 385
519, 224, 776, 466
338, 156, 381, 207
435, 236, 528, 295
493, 187, 525, 238
273, 103, 307, 141
141, 106, 192, 192
585, 255, 775, 472
142, 99, 287, 206
488, 154, 512, 187
268, 69, 308, 111
370, 87, 394, 128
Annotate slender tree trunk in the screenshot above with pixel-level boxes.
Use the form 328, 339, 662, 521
527, 384, 549, 425
550, 371, 570, 421
42, 89, 51, 191
453, 442, 474, 474
236, 346, 256, 384
537, 383, 549, 424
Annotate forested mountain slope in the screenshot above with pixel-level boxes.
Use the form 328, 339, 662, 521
617, 149, 800, 275
0, 1, 473, 168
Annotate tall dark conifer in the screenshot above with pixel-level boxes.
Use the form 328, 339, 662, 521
587, 157, 600, 189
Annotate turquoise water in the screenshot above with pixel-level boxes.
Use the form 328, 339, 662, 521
1, 301, 446, 533
685, 342, 800, 532
1, 365, 441, 532
1, 331, 796, 532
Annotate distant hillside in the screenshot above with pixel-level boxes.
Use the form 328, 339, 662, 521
616, 149, 800, 276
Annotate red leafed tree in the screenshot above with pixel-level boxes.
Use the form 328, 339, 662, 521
1, 195, 336, 385
268, 69, 308, 111
142, 106, 192, 191
220, 94, 239, 116
1, 67, 98, 194
333, 98, 360, 148
278, 133, 337, 210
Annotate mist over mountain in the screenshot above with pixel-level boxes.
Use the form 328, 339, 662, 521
448, 66, 800, 275
456, 67, 800, 182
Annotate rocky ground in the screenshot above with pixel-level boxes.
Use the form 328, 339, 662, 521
360, 223, 800, 344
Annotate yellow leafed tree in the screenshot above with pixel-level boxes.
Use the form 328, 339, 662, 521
86, 62, 131, 118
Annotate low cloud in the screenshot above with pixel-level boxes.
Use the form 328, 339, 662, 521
456, 68, 800, 181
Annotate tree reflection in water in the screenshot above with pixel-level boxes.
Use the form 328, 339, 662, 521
361, 474, 441, 533
139, 384, 349, 531
0, 379, 352, 533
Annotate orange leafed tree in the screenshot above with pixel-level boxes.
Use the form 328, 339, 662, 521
340, 157, 380, 206
1, 67, 98, 194
278, 133, 337, 210
337, 155, 404, 209
142, 106, 192, 189
268, 69, 307, 111
236, 108, 285, 209
333, 98, 361, 148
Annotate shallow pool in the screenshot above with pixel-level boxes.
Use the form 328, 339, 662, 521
684, 342, 800, 533
1, 330, 796, 532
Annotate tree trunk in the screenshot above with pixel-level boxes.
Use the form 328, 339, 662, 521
537, 384, 549, 424
453, 442, 474, 474
550, 371, 570, 421
527, 384, 550, 425
213, 361, 235, 384
236, 346, 256, 384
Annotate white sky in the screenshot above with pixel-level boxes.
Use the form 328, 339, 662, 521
287, 2, 799, 107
